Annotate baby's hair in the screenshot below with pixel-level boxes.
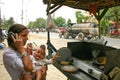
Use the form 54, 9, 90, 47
40, 44, 46, 50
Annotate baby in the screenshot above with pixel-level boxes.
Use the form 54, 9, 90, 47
31, 44, 60, 80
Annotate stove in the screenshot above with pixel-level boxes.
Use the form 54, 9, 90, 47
66, 42, 116, 80
73, 57, 103, 80
51, 42, 117, 80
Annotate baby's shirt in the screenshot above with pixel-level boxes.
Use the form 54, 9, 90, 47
30, 55, 53, 72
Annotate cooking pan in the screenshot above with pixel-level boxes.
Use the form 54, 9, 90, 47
95, 57, 106, 65
93, 57, 106, 67
61, 65, 79, 73
55, 47, 72, 62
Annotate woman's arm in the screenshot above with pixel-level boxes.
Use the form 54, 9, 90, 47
20, 50, 33, 72
12, 34, 33, 72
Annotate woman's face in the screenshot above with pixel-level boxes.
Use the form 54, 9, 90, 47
19, 29, 29, 45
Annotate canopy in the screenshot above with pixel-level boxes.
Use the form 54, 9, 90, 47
43, 0, 120, 14
43, 0, 120, 37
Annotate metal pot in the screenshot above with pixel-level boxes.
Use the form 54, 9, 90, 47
95, 57, 106, 66
55, 47, 72, 62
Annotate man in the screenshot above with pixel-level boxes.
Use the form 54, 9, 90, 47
0, 27, 2, 34
0, 27, 4, 42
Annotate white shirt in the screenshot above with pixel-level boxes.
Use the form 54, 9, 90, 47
3, 47, 24, 80
30, 55, 53, 72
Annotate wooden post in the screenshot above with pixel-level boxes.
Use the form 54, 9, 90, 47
94, 8, 109, 38
98, 19, 101, 38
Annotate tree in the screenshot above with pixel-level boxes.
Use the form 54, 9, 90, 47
28, 17, 46, 29
28, 21, 35, 29
2, 17, 15, 30
75, 11, 84, 23
100, 6, 120, 35
83, 16, 89, 22
54, 17, 66, 27
67, 18, 72, 27
35, 18, 46, 28
100, 18, 109, 35
105, 6, 120, 22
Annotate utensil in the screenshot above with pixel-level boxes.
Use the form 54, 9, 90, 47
56, 47, 72, 62
61, 65, 79, 73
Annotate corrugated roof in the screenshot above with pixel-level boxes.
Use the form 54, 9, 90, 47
43, 0, 120, 11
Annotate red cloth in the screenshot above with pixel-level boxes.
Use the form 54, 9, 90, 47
26, 47, 33, 55
88, 3, 98, 16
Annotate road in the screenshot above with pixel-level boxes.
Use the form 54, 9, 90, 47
103, 36, 120, 48
32, 32, 120, 49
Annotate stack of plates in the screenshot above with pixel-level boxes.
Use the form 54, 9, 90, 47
60, 61, 70, 65
61, 65, 79, 73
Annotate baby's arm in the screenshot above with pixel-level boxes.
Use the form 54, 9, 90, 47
45, 53, 60, 63
52, 53, 60, 62
44, 59, 53, 64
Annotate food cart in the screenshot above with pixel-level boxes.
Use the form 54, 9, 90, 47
42, 0, 120, 80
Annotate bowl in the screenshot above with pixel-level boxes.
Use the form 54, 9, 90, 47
61, 65, 79, 73
95, 57, 106, 65
60, 61, 70, 65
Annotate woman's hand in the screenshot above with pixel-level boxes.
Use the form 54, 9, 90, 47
11, 33, 25, 54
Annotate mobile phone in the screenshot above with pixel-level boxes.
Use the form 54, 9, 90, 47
8, 31, 16, 39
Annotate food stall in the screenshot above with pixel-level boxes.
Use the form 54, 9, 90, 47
47, 41, 120, 80
42, 0, 120, 80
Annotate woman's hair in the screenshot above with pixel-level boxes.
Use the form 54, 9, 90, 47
7, 24, 27, 46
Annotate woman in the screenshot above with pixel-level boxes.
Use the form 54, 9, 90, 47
3, 24, 33, 80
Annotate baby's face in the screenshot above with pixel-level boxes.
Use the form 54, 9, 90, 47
38, 54, 44, 59
37, 48, 45, 59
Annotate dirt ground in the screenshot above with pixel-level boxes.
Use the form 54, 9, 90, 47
0, 33, 69, 80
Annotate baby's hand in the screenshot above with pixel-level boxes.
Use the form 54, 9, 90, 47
53, 53, 60, 59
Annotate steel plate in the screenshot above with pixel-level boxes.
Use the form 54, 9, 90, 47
56, 47, 72, 62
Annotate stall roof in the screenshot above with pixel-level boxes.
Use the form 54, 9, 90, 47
43, 0, 120, 14
43, 0, 120, 37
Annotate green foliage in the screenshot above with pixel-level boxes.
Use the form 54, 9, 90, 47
75, 11, 84, 23
100, 18, 109, 35
2, 17, 15, 30
105, 6, 120, 21
100, 6, 120, 35
53, 17, 66, 27
27, 18, 46, 29
28, 16, 66, 29
75, 11, 89, 23
35, 18, 46, 28
67, 18, 71, 27
27, 21, 35, 28
83, 16, 89, 22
